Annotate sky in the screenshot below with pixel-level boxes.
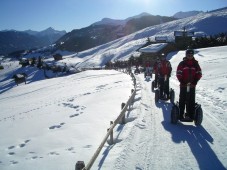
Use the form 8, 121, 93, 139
0, 0, 227, 32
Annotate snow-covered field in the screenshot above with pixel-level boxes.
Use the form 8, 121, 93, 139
0, 46, 227, 170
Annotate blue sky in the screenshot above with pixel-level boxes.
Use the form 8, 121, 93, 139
0, 0, 227, 32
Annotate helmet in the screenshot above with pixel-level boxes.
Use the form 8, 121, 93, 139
186, 49, 194, 55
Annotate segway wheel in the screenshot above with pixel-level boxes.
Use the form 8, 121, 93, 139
169, 88, 175, 104
155, 90, 159, 103
152, 81, 155, 91
194, 104, 203, 126
171, 104, 179, 124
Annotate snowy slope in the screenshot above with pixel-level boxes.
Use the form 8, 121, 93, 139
0, 46, 227, 170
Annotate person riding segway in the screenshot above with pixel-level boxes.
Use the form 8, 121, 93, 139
144, 61, 152, 79
154, 54, 174, 103
152, 57, 160, 91
134, 62, 140, 74
171, 49, 203, 125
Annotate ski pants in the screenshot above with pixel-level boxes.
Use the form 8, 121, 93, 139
179, 86, 195, 117
159, 77, 169, 98
154, 74, 158, 87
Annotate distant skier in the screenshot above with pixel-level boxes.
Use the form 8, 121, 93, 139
158, 55, 172, 99
176, 49, 202, 120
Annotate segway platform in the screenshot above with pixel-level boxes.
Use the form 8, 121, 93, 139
171, 102, 203, 126
155, 88, 175, 104
179, 117, 193, 122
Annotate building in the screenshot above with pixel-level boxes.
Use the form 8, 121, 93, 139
138, 42, 177, 66
174, 27, 194, 49
53, 54, 63, 61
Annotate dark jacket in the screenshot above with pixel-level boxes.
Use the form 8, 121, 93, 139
176, 57, 202, 87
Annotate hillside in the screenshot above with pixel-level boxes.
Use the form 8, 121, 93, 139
51, 8, 227, 69
55, 14, 176, 52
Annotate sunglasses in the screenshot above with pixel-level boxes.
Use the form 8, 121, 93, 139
187, 54, 194, 57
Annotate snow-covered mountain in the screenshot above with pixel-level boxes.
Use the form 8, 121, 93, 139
55, 8, 227, 69
91, 18, 127, 26
92, 12, 152, 26
173, 10, 204, 19
24, 27, 66, 37
0, 28, 66, 55
56, 13, 176, 53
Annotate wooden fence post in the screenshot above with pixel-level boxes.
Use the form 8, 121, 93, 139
109, 121, 114, 144
75, 161, 85, 170
121, 103, 126, 124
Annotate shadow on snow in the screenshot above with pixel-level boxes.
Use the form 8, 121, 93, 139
156, 101, 226, 170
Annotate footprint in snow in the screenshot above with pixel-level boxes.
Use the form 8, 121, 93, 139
8, 152, 15, 155
19, 143, 26, 148
8, 146, 15, 150
10, 160, 18, 164
49, 123, 65, 130
69, 113, 79, 118
48, 151, 60, 156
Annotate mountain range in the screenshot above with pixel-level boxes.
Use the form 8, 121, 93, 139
55, 12, 201, 52
0, 27, 66, 55
0, 10, 216, 56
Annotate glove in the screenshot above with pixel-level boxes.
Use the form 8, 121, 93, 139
193, 80, 198, 85
178, 78, 182, 83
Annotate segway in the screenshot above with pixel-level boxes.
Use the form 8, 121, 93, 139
134, 67, 140, 74
155, 75, 175, 104
144, 69, 152, 80
171, 83, 203, 126
151, 74, 158, 92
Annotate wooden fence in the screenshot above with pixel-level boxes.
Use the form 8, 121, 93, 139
75, 70, 136, 170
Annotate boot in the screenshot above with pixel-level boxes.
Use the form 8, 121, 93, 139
179, 111, 184, 120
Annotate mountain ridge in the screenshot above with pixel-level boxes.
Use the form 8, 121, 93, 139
1, 7, 226, 56
0, 27, 66, 55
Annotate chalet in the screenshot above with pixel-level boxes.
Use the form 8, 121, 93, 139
53, 54, 63, 61
138, 42, 177, 66
155, 36, 168, 43
174, 27, 194, 49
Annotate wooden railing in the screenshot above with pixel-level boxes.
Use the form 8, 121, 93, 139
75, 70, 136, 170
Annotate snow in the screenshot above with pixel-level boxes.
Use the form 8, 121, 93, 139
1, 9, 227, 170
1, 46, 227, 170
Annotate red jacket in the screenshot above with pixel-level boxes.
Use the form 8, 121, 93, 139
153, 61, 159, 74
176, 57, 202, 87
158, 59, 172, 77
145, 62, 151, 68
